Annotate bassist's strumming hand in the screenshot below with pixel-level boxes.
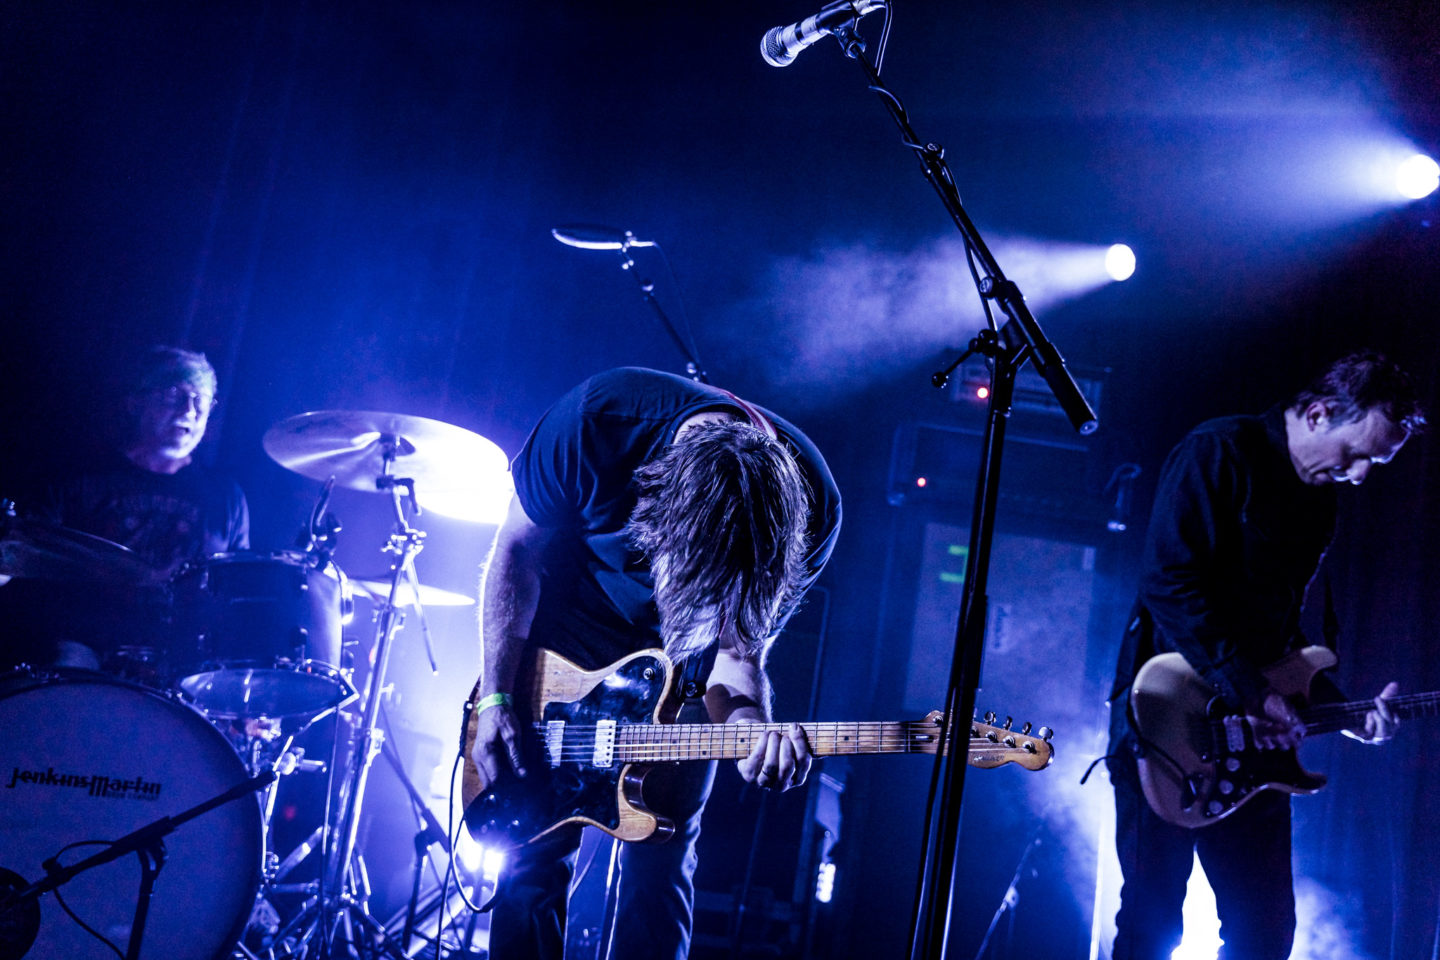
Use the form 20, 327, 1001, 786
470, 696, 527, 793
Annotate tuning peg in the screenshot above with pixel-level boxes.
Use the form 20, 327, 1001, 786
1038, 726, 1054, 741
1002, 716, 1013, 730
1021, 721, 1033, 735
983, 711, 997, 725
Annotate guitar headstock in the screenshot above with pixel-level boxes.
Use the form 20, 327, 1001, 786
908, 710, 1054, 771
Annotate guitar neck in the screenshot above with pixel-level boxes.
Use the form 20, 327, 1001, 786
613, 720, 940, 761
1299, 691, 1440, 736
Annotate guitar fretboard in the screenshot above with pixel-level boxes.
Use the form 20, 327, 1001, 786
529, 719, 1045, 766
1207, 691, 1440, 740
1299, 691, 1440, 736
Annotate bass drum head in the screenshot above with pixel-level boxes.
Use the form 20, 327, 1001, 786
0, 670, 261, 960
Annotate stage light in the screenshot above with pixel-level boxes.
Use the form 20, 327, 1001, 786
976, 386, 990, 400
1396, 154, 1439, 200
455, 834, 505, 885
1105, 244, 1136, 282
1169, 854, 1223, 960
815, 861, 837, 904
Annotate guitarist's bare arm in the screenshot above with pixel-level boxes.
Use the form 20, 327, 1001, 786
471, 494, 555, 789
706, 631, 812, 791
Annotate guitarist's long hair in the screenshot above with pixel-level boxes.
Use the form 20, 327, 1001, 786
627, 420, 812, 663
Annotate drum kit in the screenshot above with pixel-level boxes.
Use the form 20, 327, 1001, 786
0, 411, 509, 960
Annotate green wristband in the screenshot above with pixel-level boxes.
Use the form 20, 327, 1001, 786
477, 692, 513, 713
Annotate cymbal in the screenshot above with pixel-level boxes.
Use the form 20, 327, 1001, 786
0, 517, 161, 585
350, 576, 476, 608
263, 410, 511, 523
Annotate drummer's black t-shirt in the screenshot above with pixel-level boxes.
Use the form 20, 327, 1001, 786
40, 451, 249, 576
0, 451, 249, 670
511, 367, 842, 672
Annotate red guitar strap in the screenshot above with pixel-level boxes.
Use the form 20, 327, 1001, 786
718, 389, 778, 441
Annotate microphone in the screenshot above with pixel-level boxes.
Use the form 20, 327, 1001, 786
551, 224, 656, 251
761, 0, 885, 68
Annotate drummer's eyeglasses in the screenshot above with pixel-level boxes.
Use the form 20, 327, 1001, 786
153, 385, 217, 414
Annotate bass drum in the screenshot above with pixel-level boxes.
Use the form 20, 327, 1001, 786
0, 670, 262, 960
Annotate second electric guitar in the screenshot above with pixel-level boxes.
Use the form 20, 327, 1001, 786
1131, 645, 1439, 828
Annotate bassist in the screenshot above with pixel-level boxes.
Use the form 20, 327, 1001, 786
468, 367, 841, 960
1105, 352, 1422, 960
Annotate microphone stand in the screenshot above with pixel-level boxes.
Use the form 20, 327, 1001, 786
812, 20, 1094, 960
0, 771, 275, 960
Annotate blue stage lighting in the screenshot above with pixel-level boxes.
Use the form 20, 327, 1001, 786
1105, 244, 1136, 282
1396, 154, 1439, 200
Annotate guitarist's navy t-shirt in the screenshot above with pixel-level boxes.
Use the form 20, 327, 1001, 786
511, 367, 841, 672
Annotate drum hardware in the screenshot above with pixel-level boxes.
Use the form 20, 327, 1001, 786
248, 409, 506, 958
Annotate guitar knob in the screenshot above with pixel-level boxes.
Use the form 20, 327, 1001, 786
1002, 717, 1014, 730
1218, 780, 1234, 796
1020, 722, 1032, 735
1038, 726, 1054, 742
983, 711, 998, 725
1207, 800, 1224, 816
1224, 757, 1241, 772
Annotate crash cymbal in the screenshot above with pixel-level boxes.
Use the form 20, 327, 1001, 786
350, 576, 476, 608
0, 517, 162, 585
263, 410, 511, 523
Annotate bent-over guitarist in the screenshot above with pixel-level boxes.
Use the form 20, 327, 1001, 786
1105, 351, 1423, 960
468, 367, 841, 960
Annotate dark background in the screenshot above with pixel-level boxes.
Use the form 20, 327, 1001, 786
2, 2, 1437, 957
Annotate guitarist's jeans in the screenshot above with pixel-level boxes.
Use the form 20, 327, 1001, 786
488, 704, 718, 960
1108, 738, 1295, 960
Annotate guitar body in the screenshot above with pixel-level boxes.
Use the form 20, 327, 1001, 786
1131, 646, 1335, 829
461, 648, 683, 852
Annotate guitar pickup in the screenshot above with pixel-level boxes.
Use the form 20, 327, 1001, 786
592, 719, 616, 768
1222, 715, 1246, 752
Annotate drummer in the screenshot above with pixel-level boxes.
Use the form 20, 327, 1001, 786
1, 345, 249, 672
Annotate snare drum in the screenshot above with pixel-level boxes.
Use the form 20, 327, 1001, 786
171, 551, 355, 719
0, 669, 263, 959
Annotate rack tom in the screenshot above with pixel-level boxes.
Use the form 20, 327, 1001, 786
171, 551, 355, 719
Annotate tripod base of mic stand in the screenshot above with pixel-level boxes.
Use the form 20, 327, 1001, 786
266, 889, 410, 960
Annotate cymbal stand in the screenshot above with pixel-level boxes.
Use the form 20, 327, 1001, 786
294, 438, 426, 959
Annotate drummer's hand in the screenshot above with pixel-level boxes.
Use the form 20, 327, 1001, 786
470, 699, 526, 793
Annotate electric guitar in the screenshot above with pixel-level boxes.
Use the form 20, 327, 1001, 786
1131, 646, 1437, 828
460, 647, 1054, 851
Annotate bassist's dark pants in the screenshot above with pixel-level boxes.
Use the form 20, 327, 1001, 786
1108, 706, 1295, 960
488, 702, 717, 960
